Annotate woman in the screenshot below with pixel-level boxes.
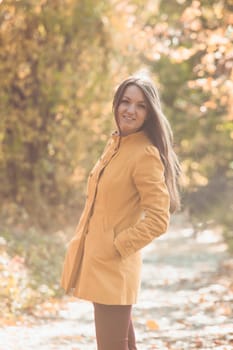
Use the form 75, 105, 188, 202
61, 75, 181, 350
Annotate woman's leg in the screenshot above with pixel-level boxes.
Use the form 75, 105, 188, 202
93, 303, 137, 350
128, 318, 137, 350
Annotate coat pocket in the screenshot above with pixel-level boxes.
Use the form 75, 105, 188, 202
105, 227, 121, 260
86, 228, 119, 261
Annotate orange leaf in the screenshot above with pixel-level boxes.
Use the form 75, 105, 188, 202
146, 319, 160, 330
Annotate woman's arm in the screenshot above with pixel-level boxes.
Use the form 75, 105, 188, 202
114, 145, 170, 258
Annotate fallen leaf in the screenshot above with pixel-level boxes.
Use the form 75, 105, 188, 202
195, 337, 203, 347
146, 320, 160, 330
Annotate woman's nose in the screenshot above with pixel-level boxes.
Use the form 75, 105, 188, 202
126, 103, 136, 114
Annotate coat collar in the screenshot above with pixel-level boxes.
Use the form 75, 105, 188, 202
111, 129, 147, 145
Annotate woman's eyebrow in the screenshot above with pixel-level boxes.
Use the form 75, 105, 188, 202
122, 95, 146, 104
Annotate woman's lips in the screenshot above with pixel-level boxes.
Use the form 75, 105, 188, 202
122, 115, 135, 121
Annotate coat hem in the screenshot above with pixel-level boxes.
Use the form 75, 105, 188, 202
73, 291, 138, 305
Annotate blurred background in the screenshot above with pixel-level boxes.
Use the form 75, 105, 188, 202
0, 0, 232, 320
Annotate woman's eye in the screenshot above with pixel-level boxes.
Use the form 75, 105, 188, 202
138, 104, 146, 109
121, 99, 129, 104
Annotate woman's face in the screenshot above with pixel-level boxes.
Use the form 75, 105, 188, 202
116, 84, 148, 136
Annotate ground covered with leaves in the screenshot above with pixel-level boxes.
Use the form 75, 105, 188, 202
0, 222, 233, 350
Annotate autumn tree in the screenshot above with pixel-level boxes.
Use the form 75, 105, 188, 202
0, 0, 113, 228
141, 0, 233, 237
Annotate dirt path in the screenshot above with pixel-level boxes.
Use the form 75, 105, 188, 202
1, 221, 233, 350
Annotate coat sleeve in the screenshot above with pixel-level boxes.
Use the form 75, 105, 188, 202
114, 145, 170, 258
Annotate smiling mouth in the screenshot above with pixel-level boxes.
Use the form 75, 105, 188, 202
122, 115, 135, 121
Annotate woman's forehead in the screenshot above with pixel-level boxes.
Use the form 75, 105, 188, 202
122, 84, 146, 101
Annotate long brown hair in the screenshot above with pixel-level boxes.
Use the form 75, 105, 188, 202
112, 76, 181, 213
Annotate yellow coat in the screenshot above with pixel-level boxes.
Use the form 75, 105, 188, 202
61, 130, 170, 305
